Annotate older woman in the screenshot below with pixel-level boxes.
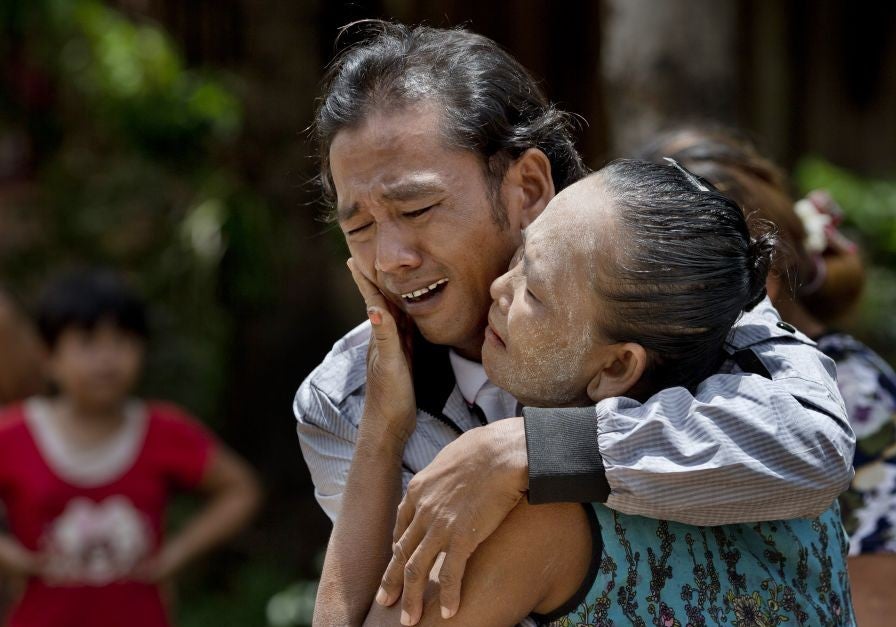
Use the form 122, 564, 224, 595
355, 159, 854, 626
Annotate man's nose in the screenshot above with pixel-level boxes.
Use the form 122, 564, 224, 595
375, 224, 422, 273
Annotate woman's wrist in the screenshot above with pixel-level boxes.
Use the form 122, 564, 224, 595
484, 417, 529, 493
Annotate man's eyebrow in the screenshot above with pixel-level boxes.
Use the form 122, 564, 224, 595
336, 180, 446, 223
380, 180, 445, 203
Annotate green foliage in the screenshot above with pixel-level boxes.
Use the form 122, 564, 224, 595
0, 0, 279, 419
1, 3, 288, 621
176, 558, 308, 627
795, 157, 896, 265
31, 0, 239, 158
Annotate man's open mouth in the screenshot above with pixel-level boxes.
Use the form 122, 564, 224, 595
400, 278, 449, 304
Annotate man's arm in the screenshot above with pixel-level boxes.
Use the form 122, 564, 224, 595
296, 403, 413, 523
364, 501, 593, 627
313, 262, 419, 626
313, 406, 407, 626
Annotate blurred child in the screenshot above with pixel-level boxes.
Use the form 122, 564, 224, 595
0, 269, 260, 627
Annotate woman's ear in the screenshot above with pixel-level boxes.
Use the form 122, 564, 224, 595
502, 148, 555, 229
586, 343, 649, 403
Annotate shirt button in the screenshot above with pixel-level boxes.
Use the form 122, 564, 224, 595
776, 321, 797, 333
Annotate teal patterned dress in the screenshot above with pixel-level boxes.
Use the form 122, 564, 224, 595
542, 501, 854, 626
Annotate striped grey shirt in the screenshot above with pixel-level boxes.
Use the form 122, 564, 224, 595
294, 298, 855, 525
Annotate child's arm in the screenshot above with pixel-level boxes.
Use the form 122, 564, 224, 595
0, 533, 40, 578
136, 444, 261, 582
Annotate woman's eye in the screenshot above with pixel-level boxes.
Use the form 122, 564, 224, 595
346, 222, 373, 236
404, 205, 434, 219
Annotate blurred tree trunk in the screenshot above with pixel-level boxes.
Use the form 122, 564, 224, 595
600, 0, 740, 157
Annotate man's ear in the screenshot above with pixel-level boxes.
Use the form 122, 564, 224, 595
502, 148, 555, 229
586, 343, 649, 403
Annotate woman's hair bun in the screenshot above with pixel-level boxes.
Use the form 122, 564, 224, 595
745, 226, 778, 310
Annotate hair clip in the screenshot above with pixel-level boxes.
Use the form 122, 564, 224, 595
663, 157, 709, 192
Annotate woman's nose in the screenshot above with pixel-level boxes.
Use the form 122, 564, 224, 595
489, 271, 512, 313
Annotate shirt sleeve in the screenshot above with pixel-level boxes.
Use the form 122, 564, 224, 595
525, 350, 855, 525
294, 381, 413, 524
153, 404, 216, 491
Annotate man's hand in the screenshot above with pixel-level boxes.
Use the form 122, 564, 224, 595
375, 417, 529, 625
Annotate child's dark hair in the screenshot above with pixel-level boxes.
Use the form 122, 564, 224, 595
597, 159, 776, 392
36, 269, 149, 349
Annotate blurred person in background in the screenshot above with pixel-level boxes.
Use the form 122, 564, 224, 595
0, 292, 47, 625
0, 269, 260, 627
298, 21, 854, 626
639, 127, 896, 627
0, 291, 46, 404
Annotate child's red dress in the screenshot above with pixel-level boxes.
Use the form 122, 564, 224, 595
0, 399, 215, 627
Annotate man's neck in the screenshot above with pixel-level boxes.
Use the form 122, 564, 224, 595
450, 333, 485, 362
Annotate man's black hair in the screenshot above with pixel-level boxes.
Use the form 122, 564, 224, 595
36, 269, 149, 349
596, 159, 776, 392
313, 20, 588, 221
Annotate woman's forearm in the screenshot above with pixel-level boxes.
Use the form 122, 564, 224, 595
314, 413, 407, 627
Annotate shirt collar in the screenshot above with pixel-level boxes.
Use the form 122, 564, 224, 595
448, 350, 489, 405
411, 329, 457, 420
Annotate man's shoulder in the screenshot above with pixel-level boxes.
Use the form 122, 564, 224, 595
294, 320, 371, 421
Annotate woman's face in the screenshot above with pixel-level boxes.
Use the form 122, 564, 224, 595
482, 178, 623, 407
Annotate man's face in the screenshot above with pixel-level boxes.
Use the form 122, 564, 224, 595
482, 178, 615, 407
330, 104, 524, 358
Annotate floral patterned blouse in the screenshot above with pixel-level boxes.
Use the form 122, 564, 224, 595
817, 331, 896, 555
544, 502, 854, 627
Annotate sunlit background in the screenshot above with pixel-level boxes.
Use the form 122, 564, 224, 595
2, 1, 895, 625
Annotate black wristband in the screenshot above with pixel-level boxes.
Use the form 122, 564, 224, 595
523, 406, 611, 504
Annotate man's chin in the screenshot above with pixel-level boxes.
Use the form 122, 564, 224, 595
414, 316, 483, 354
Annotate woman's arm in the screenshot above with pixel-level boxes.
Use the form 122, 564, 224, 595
364, 501, 593, 627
